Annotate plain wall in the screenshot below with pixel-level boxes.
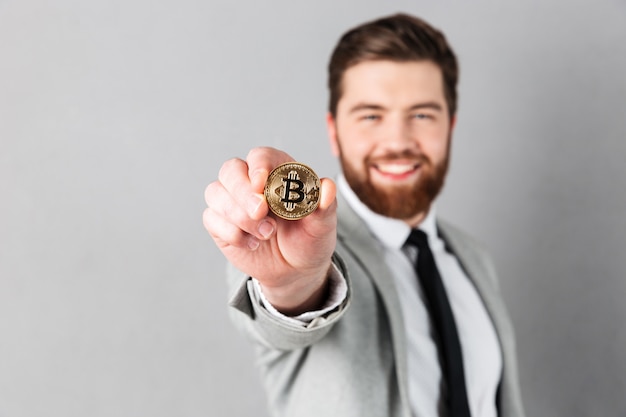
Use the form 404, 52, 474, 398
1, 1, 625, 416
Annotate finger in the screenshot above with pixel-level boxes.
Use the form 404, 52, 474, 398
205, 179, 276, 241
318, 177, 337, 212
203, 207, 261, 251
298, 177, 337, 235
303, 177, 337, 220
218, 157, 268, 220
246, 147, 295, 193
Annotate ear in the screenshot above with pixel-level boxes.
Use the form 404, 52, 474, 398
448, 114, 457, 144
326, 112, 340, 157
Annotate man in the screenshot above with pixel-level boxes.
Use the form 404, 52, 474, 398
203, 13, 526, 417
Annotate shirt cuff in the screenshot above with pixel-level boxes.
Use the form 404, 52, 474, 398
251, 262, 348, 327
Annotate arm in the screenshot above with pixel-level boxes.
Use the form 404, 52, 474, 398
227, 252, 351, 351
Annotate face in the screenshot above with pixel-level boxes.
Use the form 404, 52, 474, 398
327, 60, 455, 227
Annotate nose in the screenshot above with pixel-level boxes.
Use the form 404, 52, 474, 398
383, 117, 416, 152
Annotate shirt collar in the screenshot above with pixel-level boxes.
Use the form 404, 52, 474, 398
337, 174, 439, 250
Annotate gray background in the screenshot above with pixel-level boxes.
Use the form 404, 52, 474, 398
1, 0, 625, 416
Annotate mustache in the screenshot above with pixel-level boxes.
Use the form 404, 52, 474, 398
366, 150, 430, 164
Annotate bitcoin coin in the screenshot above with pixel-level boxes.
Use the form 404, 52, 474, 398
264, 162, 321, 220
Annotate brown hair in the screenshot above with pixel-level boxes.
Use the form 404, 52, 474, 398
328, 13, 459, 118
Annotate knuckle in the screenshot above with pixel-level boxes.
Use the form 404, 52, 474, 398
205, 192, 255, 234
202, 208, 215, 233
203, 207, 248, 248
246, 147, 270, 161
204, 181, 220, 203
225, 204, 253, 228
227, 229, 250, 248
246, 146, 287, 169
218, 158, 245, 182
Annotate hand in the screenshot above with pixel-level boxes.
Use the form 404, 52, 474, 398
203, 147, 337, 315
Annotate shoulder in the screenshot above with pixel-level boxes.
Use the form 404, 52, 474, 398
437, 218, 491, 258
437, 218, 500, 287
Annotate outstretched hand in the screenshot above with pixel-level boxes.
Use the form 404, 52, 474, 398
203, 147, 337, 315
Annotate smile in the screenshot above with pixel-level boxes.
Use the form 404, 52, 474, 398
372, 161, 421, 180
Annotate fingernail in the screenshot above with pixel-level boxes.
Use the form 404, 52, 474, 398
247, 194, 263, 216
258, 220, 274, 239
248, 237, 260, 251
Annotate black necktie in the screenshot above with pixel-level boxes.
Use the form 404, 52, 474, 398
405, 229, 472, 417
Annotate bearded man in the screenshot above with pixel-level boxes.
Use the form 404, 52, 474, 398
203, 13, 526, 417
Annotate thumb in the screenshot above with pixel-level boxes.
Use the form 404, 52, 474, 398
318, 177, 337, 212
301, 177, 337, 233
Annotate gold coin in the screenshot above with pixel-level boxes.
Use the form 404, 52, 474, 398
264, 162, 321, 220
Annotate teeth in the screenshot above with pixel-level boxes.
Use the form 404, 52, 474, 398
376, 163, 417, 175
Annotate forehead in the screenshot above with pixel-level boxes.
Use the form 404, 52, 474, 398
339, 60, 446, 108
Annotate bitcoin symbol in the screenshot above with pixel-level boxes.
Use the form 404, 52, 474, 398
281, 171, 305, 211
264, 162, 321, 220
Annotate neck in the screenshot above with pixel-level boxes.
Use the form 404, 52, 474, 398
403, 207, 430, 229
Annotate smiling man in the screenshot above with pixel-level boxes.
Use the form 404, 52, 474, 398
204, 13, 526, 417
328, 59, 452, 225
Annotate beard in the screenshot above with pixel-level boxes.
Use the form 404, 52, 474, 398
340, 146, 450, 221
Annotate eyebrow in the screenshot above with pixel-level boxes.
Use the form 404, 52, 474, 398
409, 102, 444, 112
348, 101, 444, 114
348, 103, 386, 114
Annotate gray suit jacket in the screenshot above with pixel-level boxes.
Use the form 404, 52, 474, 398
228, 191, 526, 417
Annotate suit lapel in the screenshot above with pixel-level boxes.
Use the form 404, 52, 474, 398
336, 191, 411, 415
334, 191, 518, 415
437, 220, 514, 340
437, 220, 516, 412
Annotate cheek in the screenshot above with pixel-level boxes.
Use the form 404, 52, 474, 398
337, 127, 374, 161
430, 139, 449, 157
421, 127, 451, 159
339, 143, 365, 167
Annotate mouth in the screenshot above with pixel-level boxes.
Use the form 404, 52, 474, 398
371, 161, 421, 180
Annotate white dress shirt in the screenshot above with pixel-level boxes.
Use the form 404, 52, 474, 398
254, 174, 502, 417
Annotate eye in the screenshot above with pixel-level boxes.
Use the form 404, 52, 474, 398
412, 113, 432, 120
361, 114, 381, 121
